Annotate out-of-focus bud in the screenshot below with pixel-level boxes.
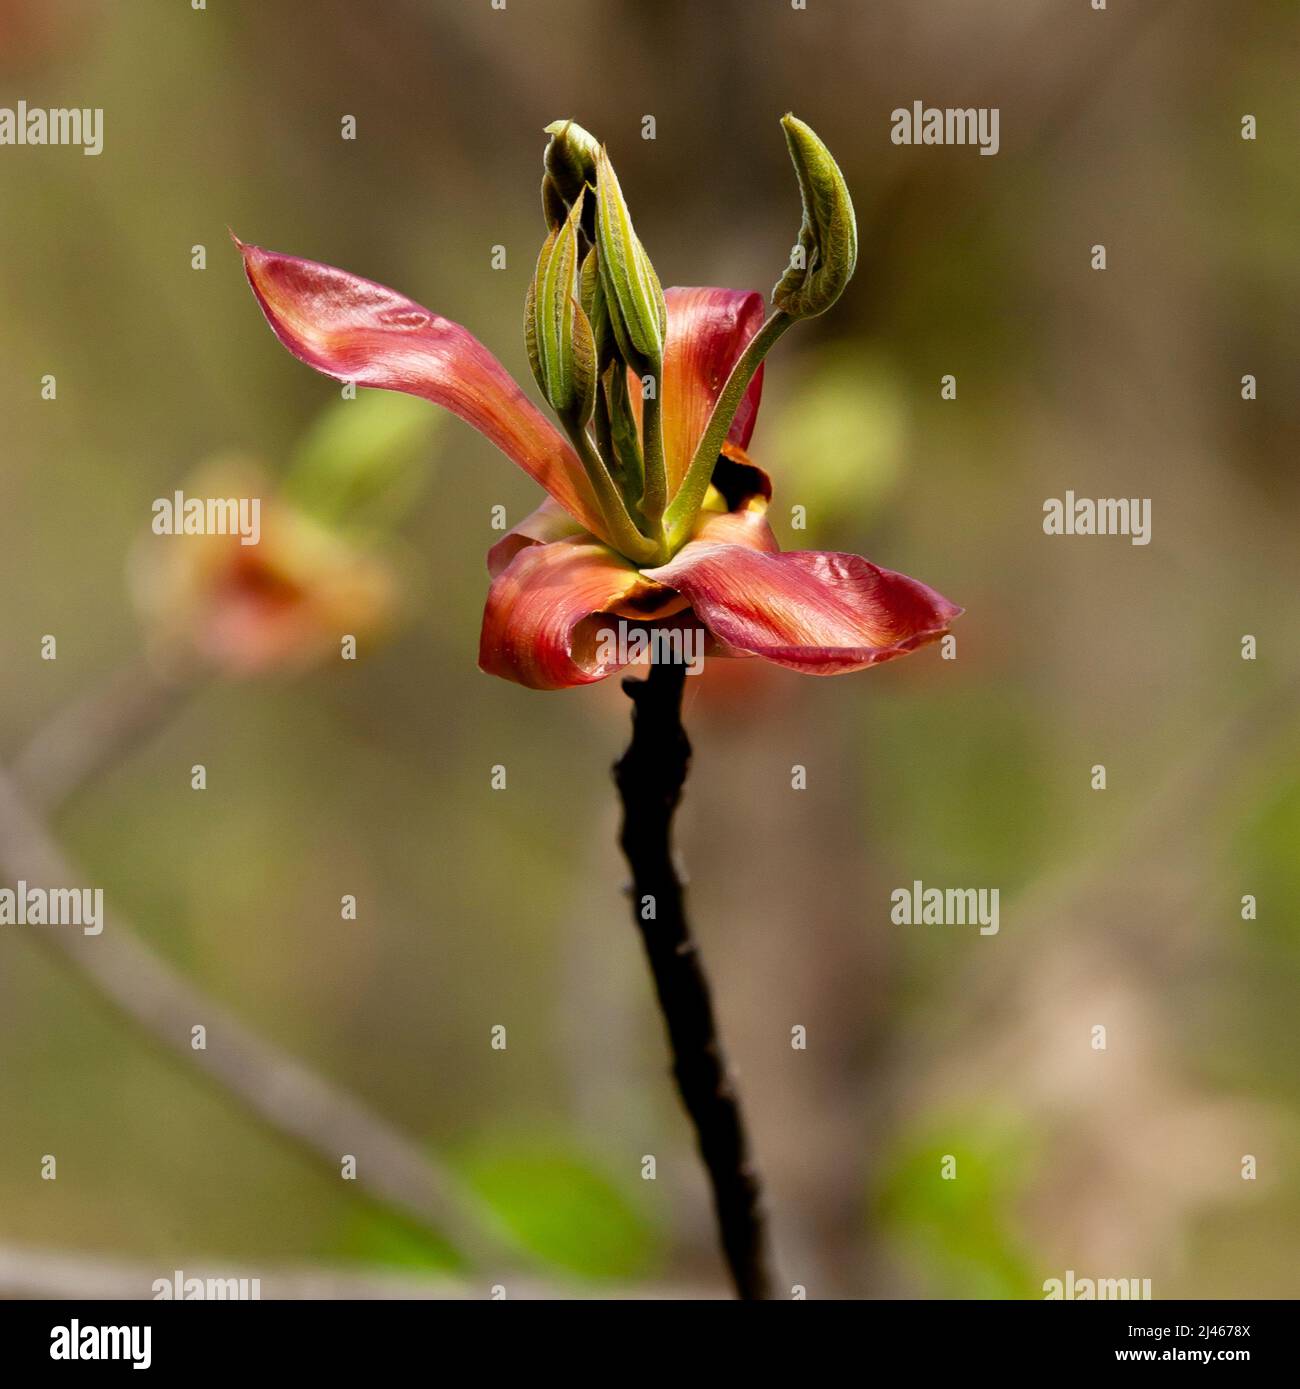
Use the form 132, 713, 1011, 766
525, 192, 598, 425
595, 146, 666, 370
131, 457, 399, 678
541, 118, 600, 240
771, 114, 858, 319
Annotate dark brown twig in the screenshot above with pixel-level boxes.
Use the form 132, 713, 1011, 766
613, 659, 774, 1300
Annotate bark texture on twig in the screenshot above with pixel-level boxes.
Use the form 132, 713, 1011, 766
613, 659, 774, 1300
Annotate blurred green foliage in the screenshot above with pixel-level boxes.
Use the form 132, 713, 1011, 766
875, 1113, 1042, 1298
455, 1134, 660, 1281
766, 348, 906, 533
286, 391, 439, 535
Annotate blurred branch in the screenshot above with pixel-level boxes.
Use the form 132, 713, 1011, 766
13, 661, 195, 814
0, 761, 531, 1276
0, 1244, 717, 1301
0, 1244, 475, 1301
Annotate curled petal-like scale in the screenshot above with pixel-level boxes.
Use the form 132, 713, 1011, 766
664, 288, 766, 476
687, 505, 781, 554
653, 288, 766, 496
643, 543, 961, 675
478, 539, 684, 690
238, 240, 608, 538
486, 498, 591, 579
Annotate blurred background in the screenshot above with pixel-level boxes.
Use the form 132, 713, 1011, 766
1, 0, 1297, 1298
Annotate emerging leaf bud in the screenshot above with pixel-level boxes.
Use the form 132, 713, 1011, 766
525, 191, 598, 425
771, 114, 858, 319
594, 145, 666, 371
542, 119, 601, 241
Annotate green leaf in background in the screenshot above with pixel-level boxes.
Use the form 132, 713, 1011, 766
1236, 771, 1300, 954
455, 1133, 660, 1282
327, 1137, 659, 1284
1219, 767, 1300, 1105
866, 687, 1054, 894
873, 1111, 1042, 1298
765, 347, 906, 535
331, 1205, 463, 1273
284, 389, 439, 534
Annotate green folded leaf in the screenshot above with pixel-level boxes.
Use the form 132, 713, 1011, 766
526, 191, 597, 425
595, 146, 666, 370
579, 245, 613, 369
602, 359, 644, 498
771, 114, 858, 319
